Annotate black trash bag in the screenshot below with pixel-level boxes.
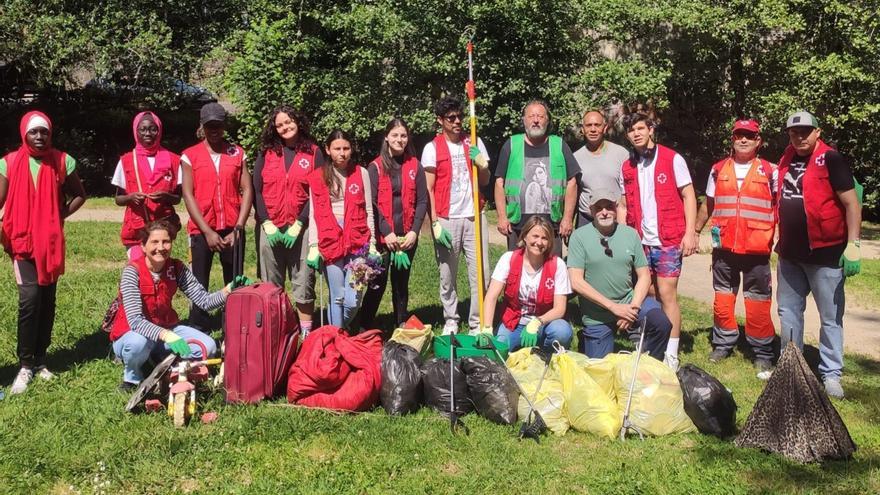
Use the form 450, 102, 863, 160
380, 341, 423, 415
735, 342, 857, 463
461, 357, 519, 425
677, 364, 737, 438
421, 358, 473, 418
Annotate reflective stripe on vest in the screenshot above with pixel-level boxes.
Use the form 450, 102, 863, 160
504, 134, 566, 223
710, 158, 775, 255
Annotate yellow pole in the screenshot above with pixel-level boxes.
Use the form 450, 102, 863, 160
466, 40, 485, 329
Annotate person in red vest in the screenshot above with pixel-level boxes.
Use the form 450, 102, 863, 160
111, 111, 182, 260
253, 105, 323, 337
180, 103, 253, 331
109, 220, 249, 390
421, 96, 491, 335
696, 119, 777, 378
0, 111, 87, 394
360, 118, 428, 328
481, 216, 572, 352
617, 112, 698, 370
775, 111, 861, 399
306, 130, 378, 329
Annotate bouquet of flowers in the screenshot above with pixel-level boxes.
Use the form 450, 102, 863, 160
345, 245, 385, 292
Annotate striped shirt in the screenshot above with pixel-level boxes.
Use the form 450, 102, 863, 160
120, 263, 226, 340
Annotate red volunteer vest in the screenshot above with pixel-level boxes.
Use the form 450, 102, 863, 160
431, 134, 484, 218
776, 140, 846, 250
184, 141, 245, 235
710, 158, 776, 255
621, 144, 686, 247
371, 156, 417, 244
261, 145, 317, 226
109, 257, 184, 341
501, 249, 557, 329
119, 151, 180, 246
309, 165, 371, 264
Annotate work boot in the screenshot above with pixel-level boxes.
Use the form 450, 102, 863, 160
10, 367, 34, 395
34, 366, 55, 381
824, 378, 845, 399
663, 353, 680, 371
754, 359, 774, 381
442, 320, 459, 336
708, 348, 730, 363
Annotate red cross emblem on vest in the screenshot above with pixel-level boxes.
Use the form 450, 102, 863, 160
816, 154, 826, 167
226, 145, 240, 157
657, 172, 668, 184
545, 278, 555, 290
348, 183, 360, 195
757, 165, 767, 177
299, 158, 310, 169
165, 266, 176, 280
408, 169, 416, 181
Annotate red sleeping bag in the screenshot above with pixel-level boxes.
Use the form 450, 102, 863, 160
287, 326, 383, 411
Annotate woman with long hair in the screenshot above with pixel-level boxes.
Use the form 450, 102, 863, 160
252, 105, 323, 336
360, 118, 427, 328
481, 216, 573, 352
306, 130, 378, 329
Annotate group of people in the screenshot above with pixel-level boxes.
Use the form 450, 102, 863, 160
0, 97, 861, 400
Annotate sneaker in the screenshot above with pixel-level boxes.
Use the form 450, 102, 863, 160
824, 378, 844, 399
754, 359, 774, 381
118, 381, 138, 393
467, 327, 480, 337
10, 367, 34, 395
34, 366, 55, 381
442, 320, 459, 336
708, 348, 730, 363
663, 353, 680, 371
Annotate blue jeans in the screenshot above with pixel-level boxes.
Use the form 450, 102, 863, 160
777, 257, 845, 379
324, 256, 362, 329
579, 297, 671, 360
496, 319, 573, 352
112, 324, 216, 384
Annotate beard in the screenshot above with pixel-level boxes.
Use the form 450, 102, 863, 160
525, 125, 547, 140
594, 215, 616, 228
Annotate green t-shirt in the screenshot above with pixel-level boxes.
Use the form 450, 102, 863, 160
0, 153, 77, 186
567, 223, 648, 326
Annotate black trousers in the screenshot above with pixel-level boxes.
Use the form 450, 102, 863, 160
360, 244, 417, 329
188, 228, 241, 331
15, 259, 57, 368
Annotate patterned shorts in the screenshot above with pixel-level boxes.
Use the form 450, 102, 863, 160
644, 245, 683, 278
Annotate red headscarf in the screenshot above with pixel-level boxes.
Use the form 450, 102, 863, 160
1, 111, 67, 284
132, 111, 173, 187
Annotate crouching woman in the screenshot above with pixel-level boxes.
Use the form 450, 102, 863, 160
481, 216, 573, 352
108, 220, 247, 390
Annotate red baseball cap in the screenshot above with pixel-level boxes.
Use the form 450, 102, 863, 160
732, 119, 760, 134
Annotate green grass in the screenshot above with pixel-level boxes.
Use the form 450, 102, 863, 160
844, 259, 880, 309
1, 222, 879, 494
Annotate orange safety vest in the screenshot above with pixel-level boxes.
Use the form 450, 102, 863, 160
709, 158, 775, 255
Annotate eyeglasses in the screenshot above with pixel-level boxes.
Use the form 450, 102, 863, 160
599, 237, 613, 257
443, 113, 464, 122
733, 132, 759, 141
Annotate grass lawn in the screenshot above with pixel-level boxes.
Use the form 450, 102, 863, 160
1, 222, 879, 494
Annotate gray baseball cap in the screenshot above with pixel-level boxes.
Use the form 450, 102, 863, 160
589, 187, 621, 206
785, 111, 819, 129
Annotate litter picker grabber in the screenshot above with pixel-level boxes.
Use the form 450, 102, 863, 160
448, 334, 470, 435
620, 318, 648, 441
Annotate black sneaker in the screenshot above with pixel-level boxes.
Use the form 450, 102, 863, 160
708, 348, 730, 363
118, 381, 137, 393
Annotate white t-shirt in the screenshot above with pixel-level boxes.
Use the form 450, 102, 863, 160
618, 149, 692, 247
421, 137, 489, 219
705, 161, 777, 198
111, 157, 183, 189
491, 251, 571, 325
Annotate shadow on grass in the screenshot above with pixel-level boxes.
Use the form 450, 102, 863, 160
0, 330, 111, 384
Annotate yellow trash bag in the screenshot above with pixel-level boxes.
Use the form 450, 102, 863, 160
389, 325, 433, 356
554, 352, 621, 439
571, 352, 624, 402
613, 353, 696, 436
507, 349, 569, 436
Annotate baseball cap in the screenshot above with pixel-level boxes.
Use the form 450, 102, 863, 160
199, 102, 227, 125
589, 187, 621, 206
732, 119, 760, 134
785, 111, 819, 129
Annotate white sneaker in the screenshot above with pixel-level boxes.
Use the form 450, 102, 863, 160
467, 327, 480, 337
10, 367, 34, 395
663, 353, 680, 372
442, 320, 459, 336
824, 378, 845, 399
34, 366, 55, 381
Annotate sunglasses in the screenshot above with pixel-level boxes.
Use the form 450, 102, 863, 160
443, 113, 464, 122
733, 132, 759, 140
599, 237, 613, 257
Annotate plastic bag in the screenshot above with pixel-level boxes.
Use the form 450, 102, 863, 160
677, 364, 737, 438
461, 357, 519, 425
507, 349, 569, 435
570, 352, 624, 403
380, 342, 423, 415
421, 358, 473, 418
554, 352, 621, 439
390, 323, 433, 356
613, 354, 696, 436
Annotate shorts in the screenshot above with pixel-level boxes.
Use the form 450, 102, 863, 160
644, 245, 682, 278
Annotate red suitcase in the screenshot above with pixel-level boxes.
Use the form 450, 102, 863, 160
224, 282, 300, 404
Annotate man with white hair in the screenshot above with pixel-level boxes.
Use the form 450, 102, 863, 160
494, 99, 579, 255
